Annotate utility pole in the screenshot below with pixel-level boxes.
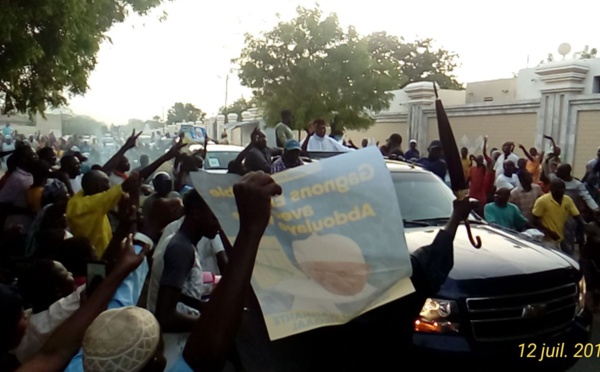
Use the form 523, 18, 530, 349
224, 74, 229, 110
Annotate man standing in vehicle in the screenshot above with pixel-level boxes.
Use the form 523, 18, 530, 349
245, 129, 282, 173
274, 109, 295, 148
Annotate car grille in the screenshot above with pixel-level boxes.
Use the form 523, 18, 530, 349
466, 283, 578, 342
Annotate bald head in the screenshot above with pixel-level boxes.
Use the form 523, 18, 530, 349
152, 172, 173, 197
82, 170, 110, 196
493, 187, 511, 206
555, 163, 572, 181
115, 155, 130, 172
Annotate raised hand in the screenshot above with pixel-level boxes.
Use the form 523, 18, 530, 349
168, 134, 187, 157
543, 135, 556, 144
452, 197, 473, 222
117, 193, 134, 226
113, 234, 149, 276
233, 171, 282, 233
124, 129, 143, 150
306, 121, 316, 135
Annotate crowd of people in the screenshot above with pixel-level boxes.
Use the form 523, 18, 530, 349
0, 108, 599, 371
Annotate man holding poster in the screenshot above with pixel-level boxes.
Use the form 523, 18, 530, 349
191, 146, 473, 370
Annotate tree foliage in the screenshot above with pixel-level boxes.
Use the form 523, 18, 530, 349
235, 6, 461, 131
0, 0, 169, 115
166, 102, 205, 124
364, 32, 462, 90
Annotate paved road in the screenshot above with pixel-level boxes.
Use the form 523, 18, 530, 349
568, 313, 600, 371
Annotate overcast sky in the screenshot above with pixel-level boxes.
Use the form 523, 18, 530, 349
67, 0, 600, 124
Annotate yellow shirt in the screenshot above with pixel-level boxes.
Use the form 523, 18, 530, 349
532, 193, 579, 241
26, 186, 44, 213
461, 158, 471, 180
526, 159, 541, 183
66, 184, 123, 256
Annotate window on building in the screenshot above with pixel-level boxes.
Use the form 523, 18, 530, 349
593, 76, 600, 94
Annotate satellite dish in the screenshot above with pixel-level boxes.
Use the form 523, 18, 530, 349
558, 43, 571, 59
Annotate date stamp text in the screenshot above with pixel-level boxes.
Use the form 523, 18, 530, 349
519, 343, 600, 361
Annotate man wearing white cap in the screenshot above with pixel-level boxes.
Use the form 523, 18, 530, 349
82, 307, 162, 372
404, 139, 420, 161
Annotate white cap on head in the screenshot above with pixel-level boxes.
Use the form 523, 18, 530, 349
409, 139, 417, 144
83, 307, 160, 372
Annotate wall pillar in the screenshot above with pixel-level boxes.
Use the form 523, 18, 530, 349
534, 60, 589, 165
404, 82, 436, 152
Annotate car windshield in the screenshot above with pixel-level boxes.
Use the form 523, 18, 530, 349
204, 151, 240, 170
391, 171, 456, 223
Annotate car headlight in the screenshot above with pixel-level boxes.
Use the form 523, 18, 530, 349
576, 277, 586, 315
414, 298, 460, 334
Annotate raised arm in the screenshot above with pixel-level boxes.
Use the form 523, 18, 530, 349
228, 129, 257, 168
182, 172, 282, 372
138, 138, 186, 181
17, 236, 148, 372
102, 191, 139, 268
543, 135, 557, 151
301, 122, 316, 154
482, 135, 489, 160
102, 130, 142, 174
409, 198, 473, 297
245, 150, 271, 173
518, 144, 534, 162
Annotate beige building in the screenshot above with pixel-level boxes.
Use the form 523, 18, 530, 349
465, 78, 517, 104
0, 112, 65, 137
347, 58, 600, 177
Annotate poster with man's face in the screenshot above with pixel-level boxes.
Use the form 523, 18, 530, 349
192, 147, 414, 340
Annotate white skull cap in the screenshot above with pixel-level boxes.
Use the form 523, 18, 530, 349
83, 306, 160, 372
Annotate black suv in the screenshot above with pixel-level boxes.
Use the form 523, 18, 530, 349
388, 160, 592, 370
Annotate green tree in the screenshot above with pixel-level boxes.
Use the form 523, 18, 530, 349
235, 6, 461, 131
364, 32, 462, 90
0, 0, 169, 115
166, 102, 205, 124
